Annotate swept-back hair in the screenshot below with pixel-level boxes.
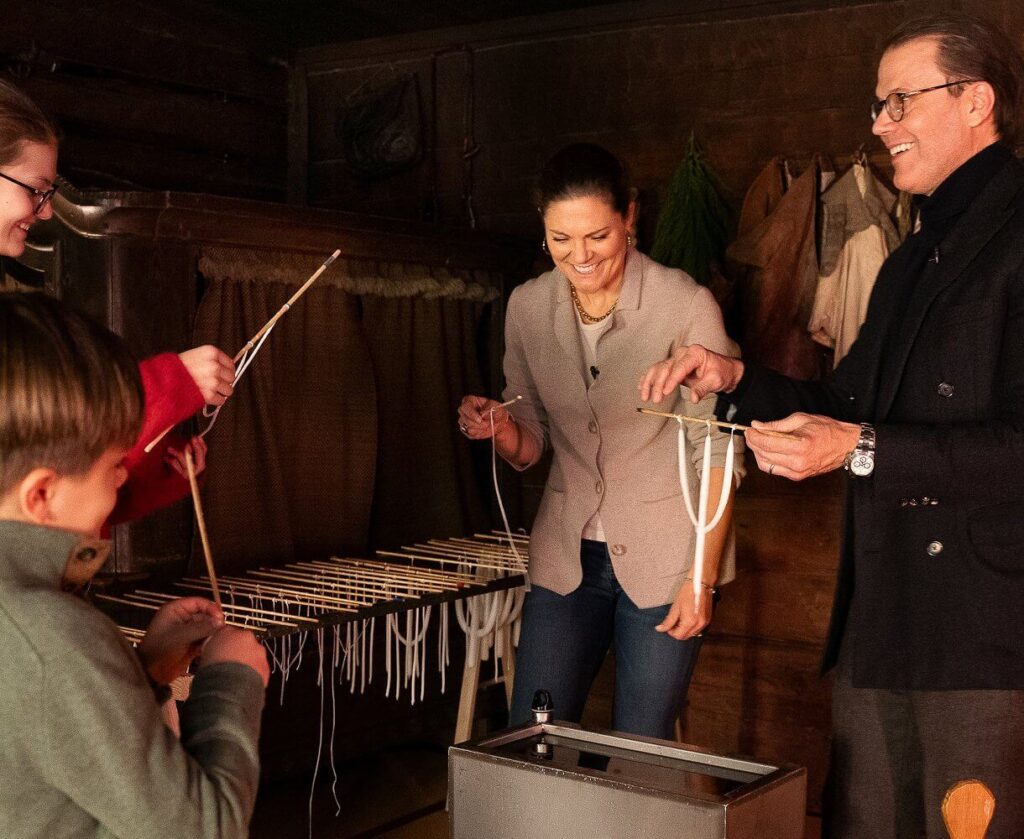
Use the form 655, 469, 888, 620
0, 292, 142, 495
885, 14, 1024, 147
534, 143, 634, 216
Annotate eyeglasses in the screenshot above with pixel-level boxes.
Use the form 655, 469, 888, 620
870, 79, 979, 122
0, 170, 58, 214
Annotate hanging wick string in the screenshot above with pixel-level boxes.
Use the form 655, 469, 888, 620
144, 248, 343, 453
488, 396, 530, 588
185, 448, 222, 609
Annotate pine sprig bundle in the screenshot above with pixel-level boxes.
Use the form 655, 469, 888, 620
650, 134, 731, 286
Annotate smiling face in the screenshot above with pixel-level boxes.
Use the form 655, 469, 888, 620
0, 140, 57, 257
543, 194, 636, 296
872, 37, 997, 195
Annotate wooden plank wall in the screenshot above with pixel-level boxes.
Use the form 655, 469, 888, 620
293, 0, 1024, 240
1, 1, 289, 200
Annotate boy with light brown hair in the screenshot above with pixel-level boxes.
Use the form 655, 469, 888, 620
0, 290, 268, 839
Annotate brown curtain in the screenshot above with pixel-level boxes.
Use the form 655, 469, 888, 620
361, 295, 491, 550
190, 248, 499, 572
193, 277, 377, 573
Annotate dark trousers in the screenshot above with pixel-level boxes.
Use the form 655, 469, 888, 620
508, 539, 703, 740
824, 633, 1024, 838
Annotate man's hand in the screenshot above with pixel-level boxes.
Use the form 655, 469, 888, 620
200, 627, 270, 687
656, 584, 713, 640
139, 597, 224, 686
178, 345, 235, 407
746, 413, 861, 480
638, 345, 744, 404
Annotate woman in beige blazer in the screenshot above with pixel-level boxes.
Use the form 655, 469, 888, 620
458, 144, 743, 738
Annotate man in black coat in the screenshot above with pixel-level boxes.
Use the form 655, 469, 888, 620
641, 14, 1024, 839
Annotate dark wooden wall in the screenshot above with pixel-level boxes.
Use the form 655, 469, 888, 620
289, 1, 1024, 830
292, 0, 1024, 240
1, 1, 288, 200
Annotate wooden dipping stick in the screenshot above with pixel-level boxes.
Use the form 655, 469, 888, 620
636, 407, 794, 438
185, 448, 221, 608
144, 248, 342, 453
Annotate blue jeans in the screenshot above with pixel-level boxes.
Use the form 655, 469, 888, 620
509, 539, 704, 740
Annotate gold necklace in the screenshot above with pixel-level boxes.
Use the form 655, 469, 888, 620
569, 282, 617, 324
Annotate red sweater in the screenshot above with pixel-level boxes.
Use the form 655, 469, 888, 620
105, 353, 204, 529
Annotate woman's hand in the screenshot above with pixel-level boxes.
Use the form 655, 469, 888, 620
165, 436, 207, 479
138, 597, 224, 685
178, 345, 235, 406
656, 584, 713, 640
457, 395, 515, 440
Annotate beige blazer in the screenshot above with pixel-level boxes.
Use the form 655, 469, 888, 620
504, 250, 745, 608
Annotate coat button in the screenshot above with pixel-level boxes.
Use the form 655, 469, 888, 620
610, 544, 627, 556
595, 480, 603, 494
926, 540, 944, 556
588, 420, 598, 434
937, 382, 955, 398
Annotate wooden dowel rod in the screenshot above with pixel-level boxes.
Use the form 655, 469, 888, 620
249, 567, 443, 596
131, 590, 299, 626
636, 407, 793, 438
376, 549, 514, 573
185, 449, 221, 608
182, 575, 366, 609
319, 559, 479, 585
94, 594, 258, 631
143, 423, 174, 454
215, 575, 364, 608
225, 573, 372, 606
414, 544, 523, 568
232, 249, 341, 364
295, 562, 460, 590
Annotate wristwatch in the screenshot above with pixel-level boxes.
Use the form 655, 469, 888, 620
844, 423, 876, 477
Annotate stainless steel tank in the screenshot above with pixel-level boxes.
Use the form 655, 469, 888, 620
449, 712, 805, 839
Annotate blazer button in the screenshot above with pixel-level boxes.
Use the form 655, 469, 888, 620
926, 540, 944, 556
595, 480, 603, 494
610, 544, 627, 556
588, 420, 598, 434
937, 382, 955, 398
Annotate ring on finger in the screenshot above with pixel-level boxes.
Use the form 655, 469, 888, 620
458, 422, 469, 435
768, 463, 775, 476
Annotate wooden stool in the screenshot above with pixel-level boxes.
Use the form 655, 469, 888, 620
942, 780, 995, 839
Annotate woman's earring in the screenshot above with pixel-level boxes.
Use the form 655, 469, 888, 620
626, 233, 634, 249
541, 238, 549, 255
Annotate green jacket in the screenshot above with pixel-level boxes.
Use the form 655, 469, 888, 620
0, 520, 264, 838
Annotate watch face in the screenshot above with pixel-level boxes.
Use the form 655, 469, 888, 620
850, 453, 874, 477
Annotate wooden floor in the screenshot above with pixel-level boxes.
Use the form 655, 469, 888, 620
251, 744, 449, 839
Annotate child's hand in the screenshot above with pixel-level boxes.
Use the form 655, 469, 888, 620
165, 437, 208, 480
200, 627, 270, 687
138, 597, 224, 686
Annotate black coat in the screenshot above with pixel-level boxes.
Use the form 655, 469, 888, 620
733, 156, 1024, 689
